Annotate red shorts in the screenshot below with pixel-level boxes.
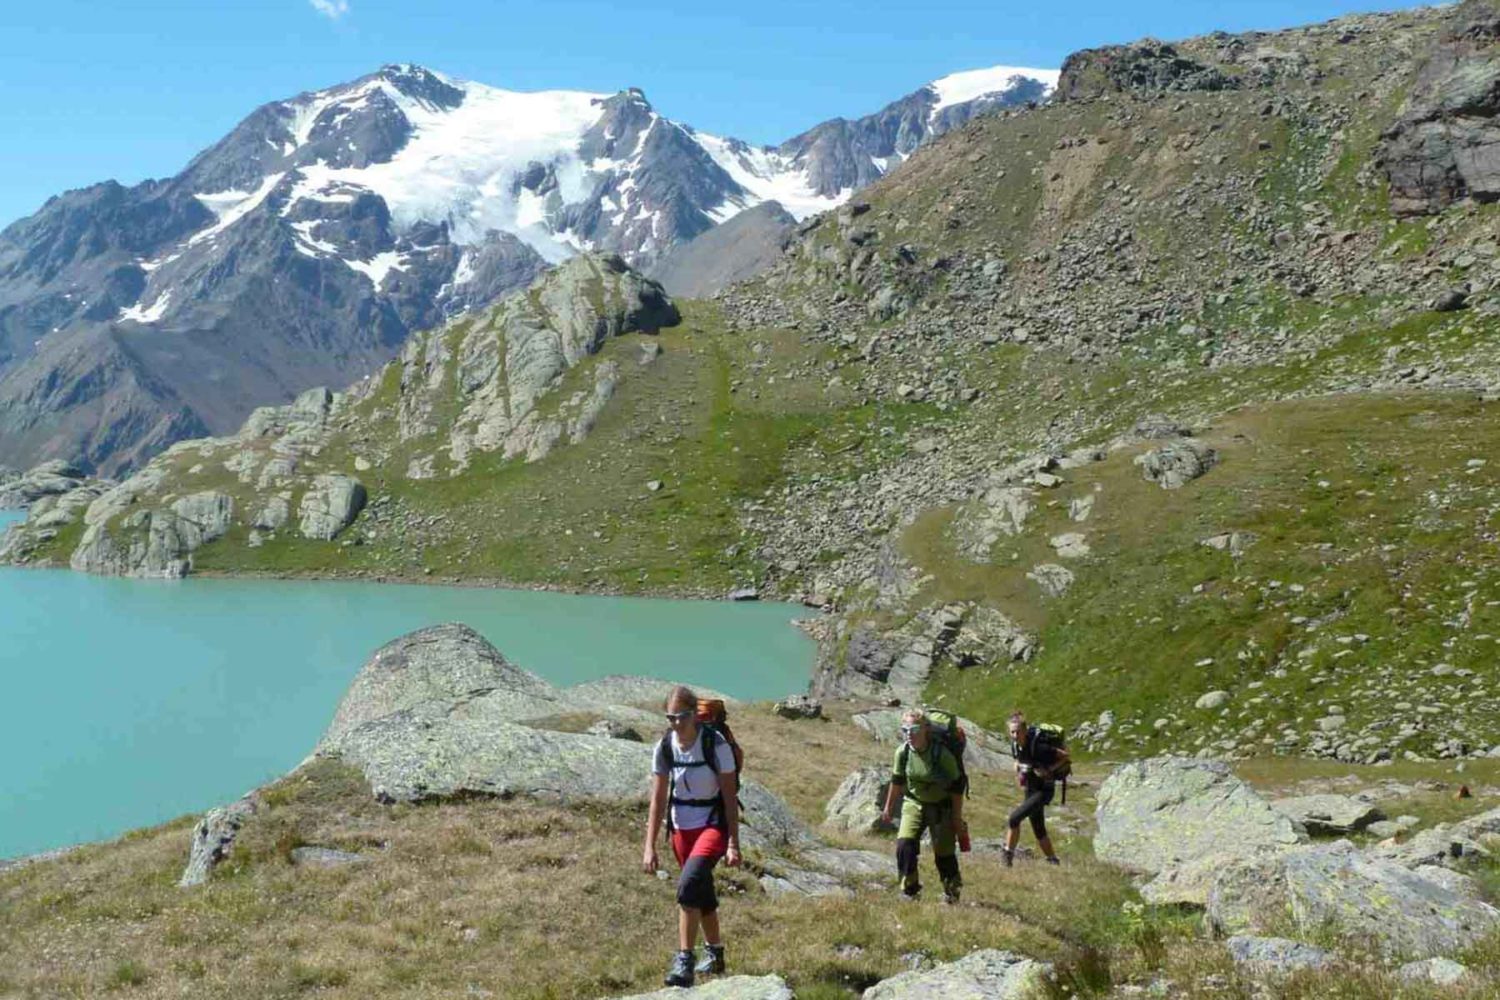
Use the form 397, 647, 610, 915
670, 825, 728, 867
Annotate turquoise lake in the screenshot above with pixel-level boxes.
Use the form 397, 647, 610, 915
0, 511, 812, 860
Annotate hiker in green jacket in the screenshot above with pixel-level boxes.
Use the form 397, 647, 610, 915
879, 708, 966, 903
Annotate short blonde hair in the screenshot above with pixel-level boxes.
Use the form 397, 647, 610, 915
901, 708, 928, 727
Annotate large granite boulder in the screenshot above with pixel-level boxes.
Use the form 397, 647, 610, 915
862, 949, 1051, 999
603, 976, 793, 1000
1271, 794, 1384, 835
1207, 840, 1500, 960
1225, 936, 1334, 976
297, 474, 367, 540
321, 623, 560, 745
824, 766, 899, 834
1094, 758, 1307, 875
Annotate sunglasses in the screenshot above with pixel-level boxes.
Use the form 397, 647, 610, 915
665, 710, 693, 723
899, 725, 923, 735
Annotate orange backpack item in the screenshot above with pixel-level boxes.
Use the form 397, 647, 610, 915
696, 699, 745, 776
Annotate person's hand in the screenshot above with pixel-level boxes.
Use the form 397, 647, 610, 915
725, 843, 742, 868
880, 807, 893, 826
955, 818, 968, 837
642, 846, 658, 874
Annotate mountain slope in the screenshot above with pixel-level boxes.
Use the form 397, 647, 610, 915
0, 63, 1054, 477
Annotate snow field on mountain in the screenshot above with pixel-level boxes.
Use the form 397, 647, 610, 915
928, 64, 1060, 116
695, 133, 848, 222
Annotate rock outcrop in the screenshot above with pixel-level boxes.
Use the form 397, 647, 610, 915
178, 795, 259, 887
1207, 840, 1500, 960
1056, 39, 1238, 102
1094, 758, 1307, 876
1380, 0, 1500, 215
824, 766, 899, 834
1271, 794, 1384, 835
604, 976, 794, 1000
861, 949, 1051, 999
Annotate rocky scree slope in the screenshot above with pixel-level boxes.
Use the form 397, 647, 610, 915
0, 253, 679, 577
0, 64, 1053, 478
706, 1, 1500, 761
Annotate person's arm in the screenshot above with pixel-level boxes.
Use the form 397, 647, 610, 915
1039, 746, 1069, 781
720, 769, 742, 867
943, 749, 964, 828
881, 747, 906, 825
643, 772, 667, 873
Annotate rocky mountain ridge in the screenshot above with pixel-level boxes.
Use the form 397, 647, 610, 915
0, 63, 1054, 477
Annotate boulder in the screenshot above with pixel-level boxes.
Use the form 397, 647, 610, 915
603, 975, 794, 1000
297, 474, 367, 540
586, 719, 643, 742
1207, 841, 1500, 960
1026, 563, 1075, 597
824, 767, 900, 834
322, 623, 560, 746
1094, 758, 1307, 875
1369, 806, 1500, 869
290, 846, 367, 868
178, 795, 259, 887
1135, 440, 1217, 489
1195, 691, 1231, 710
862, 949, 1051, 999
1225, 936, 1334, 976
773, 694, 823, 720
1271, 794, 1384, 835
1398, 957, 1469, 986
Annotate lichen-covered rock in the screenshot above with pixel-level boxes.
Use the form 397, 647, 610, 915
1398, 957, 1469, 986
178, 795, 259, 887
1368, 805, 1500, 869
1207, 841, 1500, 960
824, 766, 899, 834
297, 474, 367, 540
1271, 794, 1384, 835
1225, 936, 1334, 976
1135, 439, 1217, 489
773, 694, 823, 720
862, 949, 1051, 999
322, 623, 558, 746
1027, 563, 1075, 597
602, 975, 794, 1000
1094, 758, 1307, 875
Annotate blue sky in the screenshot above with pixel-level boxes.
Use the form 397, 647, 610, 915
1, 0, 1409, 227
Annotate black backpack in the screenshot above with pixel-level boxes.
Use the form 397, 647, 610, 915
1026, 723, 1071, 804
657, 714, 743, 834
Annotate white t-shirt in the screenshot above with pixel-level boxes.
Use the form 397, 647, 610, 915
653, 727, 737, 831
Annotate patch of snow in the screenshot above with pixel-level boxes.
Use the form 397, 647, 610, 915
345, 251, 407, 286
695, 133, 849, 222
187, 172, 285, 247
450, 249, 476, 287
928, 65, 1060, 117
118, 291, 173, 325
290, 220, 341, 258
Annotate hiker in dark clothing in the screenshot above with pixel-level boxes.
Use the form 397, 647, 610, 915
880, 708, 967, 903
1004, 711, 1067, 866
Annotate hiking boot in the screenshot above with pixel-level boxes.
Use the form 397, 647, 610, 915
1001, 848, 1014, 868
1045, 855, 1061, 866
695, 944, 726, 976
664, 950, 695, 988
899, 882, 922, 902
941, 888, 960, 905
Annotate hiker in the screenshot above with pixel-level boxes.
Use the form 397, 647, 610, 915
879, 708, 967, 903
642, 685, 742, 988
1004, 710, 1068, 866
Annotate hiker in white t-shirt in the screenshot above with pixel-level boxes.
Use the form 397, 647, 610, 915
642, 685, 741, 989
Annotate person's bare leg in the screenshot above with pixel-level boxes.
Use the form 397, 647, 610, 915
679, 907, 701, 951
1038, 835, 1057, 860
1005, 825, 1020, 852
701, 910, 721, 946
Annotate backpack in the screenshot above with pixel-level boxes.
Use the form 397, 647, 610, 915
657, 699, 745, 834
1030, 723, 1071, 804
898, 709, 969, 797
